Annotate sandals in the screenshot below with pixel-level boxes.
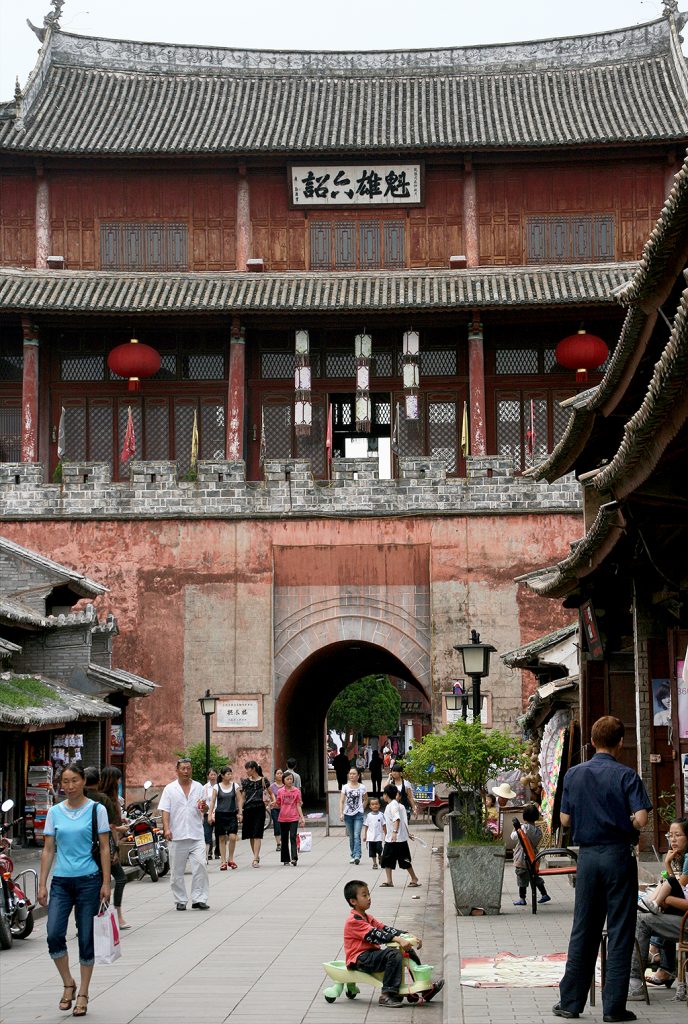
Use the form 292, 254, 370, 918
252, 859, 260, 868
59, 981, 77, 1011
380, 882, 394, 887
73, 994, 89, 1017
228, 861, 237, 869
220, 862, 228, 871
408, 881, 422, 887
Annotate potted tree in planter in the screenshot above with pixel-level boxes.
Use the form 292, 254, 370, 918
404, 719, 525, 915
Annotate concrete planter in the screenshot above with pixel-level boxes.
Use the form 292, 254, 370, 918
446, 841, 506, 915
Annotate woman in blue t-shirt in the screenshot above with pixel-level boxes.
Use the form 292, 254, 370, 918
38, 762, 111, 1017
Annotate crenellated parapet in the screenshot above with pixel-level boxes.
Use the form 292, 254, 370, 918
0, 457, 581, 520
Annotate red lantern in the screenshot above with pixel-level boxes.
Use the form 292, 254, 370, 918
107, 339, 161, 391
555, 329, 608, 382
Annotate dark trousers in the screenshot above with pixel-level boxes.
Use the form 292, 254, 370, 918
111, 859, 127, 908
558, 843, 637, 1017
354, 947, 403, 993
370, 773, 382, 798
280, 820, 299, 863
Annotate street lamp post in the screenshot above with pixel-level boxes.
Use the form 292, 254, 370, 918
198, 689, 218, 776
453, 629, 496, 722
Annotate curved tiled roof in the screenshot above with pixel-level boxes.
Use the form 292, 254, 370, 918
0, 264, 636, 316
1, 15, 688, 155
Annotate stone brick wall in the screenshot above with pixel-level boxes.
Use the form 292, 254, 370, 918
0, 457, 580, 519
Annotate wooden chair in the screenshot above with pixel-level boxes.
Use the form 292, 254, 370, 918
512, 818, 577, 915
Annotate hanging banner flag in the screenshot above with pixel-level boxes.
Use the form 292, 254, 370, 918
325, 402, 333, 475
57, 406, 66, 459
526, 398, 536, 456
190, 408, 199, 472
461, 401, 469, 457
120, 406, 136, 463
259, 405, 267, 467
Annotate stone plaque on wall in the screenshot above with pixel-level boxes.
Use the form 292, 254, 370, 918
290, 164, 423, 207
215, 697, 262, 731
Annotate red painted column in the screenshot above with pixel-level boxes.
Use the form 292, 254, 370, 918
227, 318, 246, 462
236, 166, 250, 271
462, 157, 479, 268
468, 314, 487, 457
35, 170, 49, 269
21, 317, 40, 462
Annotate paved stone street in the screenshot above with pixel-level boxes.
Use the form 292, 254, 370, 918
0, 825, 443, 1024
1, 830, 683, 1024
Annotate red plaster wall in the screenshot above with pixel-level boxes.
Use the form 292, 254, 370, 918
0, 513, 577, 789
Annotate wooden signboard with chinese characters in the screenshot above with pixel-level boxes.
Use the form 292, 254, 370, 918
289, 163, 424, 207
214, 696, 263, 731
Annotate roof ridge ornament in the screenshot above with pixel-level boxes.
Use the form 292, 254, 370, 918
44, 1, 65, 31
663, 1, 679, 16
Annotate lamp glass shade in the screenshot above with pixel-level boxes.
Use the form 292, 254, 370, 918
445, 694, 461, 711
403, 363, 419, 389
454, 638, 496, 677
294, 400, 312, 426
356, 364, 370, 390
294, 366, 311, 390
403, 330, 419, 356
355, 333, 372, 359
295, 330, 309, 356
199, 693, 217, 716
404, 393, 419, 420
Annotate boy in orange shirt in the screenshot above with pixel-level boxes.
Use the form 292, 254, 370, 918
342, 880, 444, 1007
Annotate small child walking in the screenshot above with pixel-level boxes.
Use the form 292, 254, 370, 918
362, 796, 385, 869
511, 802, 551, 906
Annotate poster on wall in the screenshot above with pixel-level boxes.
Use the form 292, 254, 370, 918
652, 678, 672, 727
678, 653, 688, 737
110, 724, 124, 756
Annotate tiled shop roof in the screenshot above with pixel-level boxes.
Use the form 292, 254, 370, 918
0, 673, 117, 727
0, 265, 636, 316
1, 15, 688, 155
0, 535, 107, 597
86, 663, 157, 697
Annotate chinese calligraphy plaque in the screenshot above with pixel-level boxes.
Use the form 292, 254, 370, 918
215, 697, 261, 730
290, 163, 423, 207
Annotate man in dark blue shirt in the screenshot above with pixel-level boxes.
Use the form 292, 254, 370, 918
553, 716, 651, 1023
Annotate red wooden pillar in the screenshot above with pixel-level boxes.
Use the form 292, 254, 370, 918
21, 317, 40, 462
463, 157, 479, 268
468, 313, 487, 457
236, 166, 250, 271
227, 318, 246, 462
35, 169, 49, 269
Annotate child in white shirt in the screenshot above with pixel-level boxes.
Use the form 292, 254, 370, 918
362, 796, 386, 869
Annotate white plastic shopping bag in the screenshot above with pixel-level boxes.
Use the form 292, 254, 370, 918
296, 831, 312, 852
93, 902, 122, 965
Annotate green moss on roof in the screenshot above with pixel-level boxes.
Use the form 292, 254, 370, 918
0, 677, 65, 708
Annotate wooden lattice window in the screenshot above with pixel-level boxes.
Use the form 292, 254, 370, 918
100, 223, 189, 270
295, 398, 326, 476
526, 214, 615, 264
495, 392, 550, 472
428, 400, 457, 473
310, 220, 405, 270
0, 401, 20, 462
262, 401, 293, 460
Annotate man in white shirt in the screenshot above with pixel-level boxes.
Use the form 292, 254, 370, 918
159, 758, 209, 910
380, 784, 420, 888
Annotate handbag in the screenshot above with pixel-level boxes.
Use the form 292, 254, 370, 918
296, 831, 312, 852
93, 902, 122, 965
91, 804, 102, 870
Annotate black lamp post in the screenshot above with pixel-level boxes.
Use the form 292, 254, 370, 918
198, 689, 218, 776
445, 681, 469, 720
453, 629, 496, 721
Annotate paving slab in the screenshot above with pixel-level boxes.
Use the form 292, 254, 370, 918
443, 844, 684, 1024
0, 826, 444, 1024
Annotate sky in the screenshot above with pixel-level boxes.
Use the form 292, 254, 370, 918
0, 0, 676, 100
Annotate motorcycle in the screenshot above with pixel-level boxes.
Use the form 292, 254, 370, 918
0, 799, 37, 949
125, 782, 169, 882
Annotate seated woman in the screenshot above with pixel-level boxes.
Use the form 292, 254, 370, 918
630, 818, 688, 996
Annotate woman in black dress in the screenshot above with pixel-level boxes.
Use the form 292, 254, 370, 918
240, 761, 271, 867
209, 766, 243, 870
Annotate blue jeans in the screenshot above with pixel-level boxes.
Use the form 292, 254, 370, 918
344, 813, 364, 859
271, 807, 281, 838
47, 872, 102, 966
558, 843, 637, 1018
